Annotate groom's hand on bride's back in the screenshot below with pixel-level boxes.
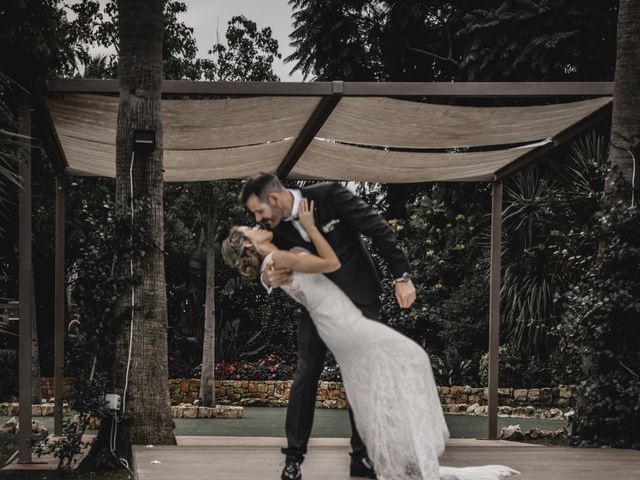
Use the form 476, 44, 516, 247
262, 265, 293, 288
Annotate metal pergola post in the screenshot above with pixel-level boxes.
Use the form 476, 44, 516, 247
54, 175, 66, 435
488, 181, 503, 440
18, 92, 33, 464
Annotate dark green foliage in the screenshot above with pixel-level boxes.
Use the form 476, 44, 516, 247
0, 0, 88, 86
501, 172, 568, 352
163, 179, 301, 372
67, 1, 201, 80
0, 349, 17, 399
378, 183, 492, 386
458, 0, 618, 81
288, 0, 617, 82
478, 345, 552, 388
560, 201, 640, 448
0, 73, 23, 219
33, 419, 93, 470
47, 177, 145, 468
288, 0, 463, 81
500, 132, 609, 354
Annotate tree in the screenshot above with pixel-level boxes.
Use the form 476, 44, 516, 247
0, 0, 89, 88
199, 15, 281, 81
70, 0, 200, 80
287, 0, 618, 83
605, 0, 640, 204
190, 16, 280, 405
458, 0, 617, 81
111, 0, 174, 454
199, 193, 217, 406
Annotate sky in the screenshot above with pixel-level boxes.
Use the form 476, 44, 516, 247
180, 0, 304, 81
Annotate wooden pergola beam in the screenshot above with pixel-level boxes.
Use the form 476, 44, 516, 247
47, 79, 614, 98
34, 96, 69, 175
277, 82, 343, 179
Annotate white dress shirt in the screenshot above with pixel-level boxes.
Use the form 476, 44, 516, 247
261, 189, 309, 294
285, 189, 311, 242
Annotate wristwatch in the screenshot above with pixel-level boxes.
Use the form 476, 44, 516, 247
393, 272, 411, 285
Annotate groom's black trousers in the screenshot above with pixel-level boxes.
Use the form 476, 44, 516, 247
283, 301, 381, 461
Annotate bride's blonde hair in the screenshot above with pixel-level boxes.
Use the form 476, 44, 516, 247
221, 227, 262, 278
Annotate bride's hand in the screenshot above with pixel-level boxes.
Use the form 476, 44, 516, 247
298, 198, 317, 232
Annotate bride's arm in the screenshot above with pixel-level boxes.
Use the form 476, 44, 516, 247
271, 199, 341, 274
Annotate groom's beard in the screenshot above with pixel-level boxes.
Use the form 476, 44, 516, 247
264, 204, 287, 229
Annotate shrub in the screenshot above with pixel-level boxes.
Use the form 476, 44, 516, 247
0, 349, 17, 399
214, 355, 295, 380
478, 345, 552, 388
559, 202, 640, 448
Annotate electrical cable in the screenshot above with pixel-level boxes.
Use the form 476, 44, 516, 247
123, 149, 136, 413
628, 148, 637, 208
108, 148, 137, 480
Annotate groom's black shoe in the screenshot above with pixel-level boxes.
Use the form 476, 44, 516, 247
349, 453, 377, 478
281, 456, 302, 480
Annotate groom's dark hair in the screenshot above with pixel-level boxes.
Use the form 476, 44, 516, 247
241, 172, 286, 204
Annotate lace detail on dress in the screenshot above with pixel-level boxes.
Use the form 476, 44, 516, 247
285, 277, 308, 305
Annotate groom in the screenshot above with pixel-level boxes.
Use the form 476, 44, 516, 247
241, 173, 416, 480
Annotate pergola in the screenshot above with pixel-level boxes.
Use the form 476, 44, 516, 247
16, 79, 613, 463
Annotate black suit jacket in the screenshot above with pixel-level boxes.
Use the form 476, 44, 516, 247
272, 183, 410, 306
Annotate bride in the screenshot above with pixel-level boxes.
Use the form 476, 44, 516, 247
222, 198, 518, 480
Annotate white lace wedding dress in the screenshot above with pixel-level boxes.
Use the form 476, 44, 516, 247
265, 253, 518, 480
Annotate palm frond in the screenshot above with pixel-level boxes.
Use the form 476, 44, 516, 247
0, 72, 25, 217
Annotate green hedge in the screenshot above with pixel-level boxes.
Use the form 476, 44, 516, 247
561, 203, 640, 448
0, 349, 17, 399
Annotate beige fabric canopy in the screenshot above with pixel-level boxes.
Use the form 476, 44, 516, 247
46, 94, 611, 182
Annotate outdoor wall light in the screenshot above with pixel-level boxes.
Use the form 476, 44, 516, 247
133, 129, 156, 152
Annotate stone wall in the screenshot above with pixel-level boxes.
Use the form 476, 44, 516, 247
167, 379, 574, 409
38, 379, 574, 410
437, 386, 575, 409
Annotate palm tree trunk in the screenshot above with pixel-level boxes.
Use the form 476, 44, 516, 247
112, 0, 175, 454
605, 0, 640, 205
200, 191, 218, 407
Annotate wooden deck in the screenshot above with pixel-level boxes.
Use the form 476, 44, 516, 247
132, 437, 640, 480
